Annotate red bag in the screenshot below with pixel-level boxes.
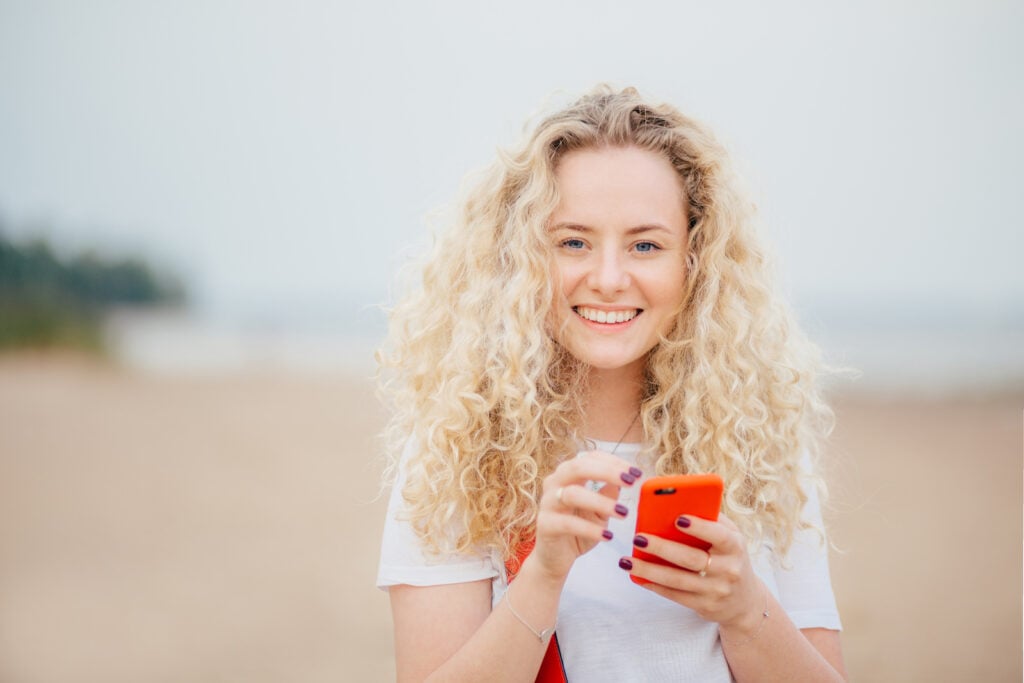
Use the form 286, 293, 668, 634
506, 539, 568, 683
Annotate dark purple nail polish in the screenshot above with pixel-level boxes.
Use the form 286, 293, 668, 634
676, 515, 691, 528
614, 503, 629, 517
618, 557, 633, 570
629, 466, 643, 478
632, 534, 648, 548
620, 472, 637, 485
602, 529, 614, 541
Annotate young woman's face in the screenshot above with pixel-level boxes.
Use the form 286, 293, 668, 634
547, 145, 689, 377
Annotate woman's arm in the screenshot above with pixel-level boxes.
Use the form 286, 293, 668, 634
625, 515, 847, 682
389, 450, 640, 682
390, 559, 565, 682
390, 580, 492, 681
717, 592, 847, 681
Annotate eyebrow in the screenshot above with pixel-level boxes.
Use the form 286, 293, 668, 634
548, 222, 674, 235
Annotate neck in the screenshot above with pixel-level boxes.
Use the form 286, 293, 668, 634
583, 361, 645, 443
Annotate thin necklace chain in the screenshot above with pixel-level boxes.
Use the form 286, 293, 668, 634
610, 410, 641, 455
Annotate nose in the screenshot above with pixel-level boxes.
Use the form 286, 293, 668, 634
587, 247, 631, 297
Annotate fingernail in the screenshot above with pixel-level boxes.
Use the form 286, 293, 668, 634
676, 515, 691, 528
618, 557, 633, 570
629, 466, 643, 478
632, 534, 648, 548
614, 503, 629, 517
602, 529, 614, 541
620, 472, 636, 485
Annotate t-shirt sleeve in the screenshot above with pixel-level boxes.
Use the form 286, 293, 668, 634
773, 467, 843, 631
376, 439, 501, 591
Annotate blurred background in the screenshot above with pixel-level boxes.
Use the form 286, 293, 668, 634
1, 1, 1021, 681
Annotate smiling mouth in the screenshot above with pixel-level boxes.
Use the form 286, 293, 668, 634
573, 306, 641, 324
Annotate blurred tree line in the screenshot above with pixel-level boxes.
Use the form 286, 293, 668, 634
0, 231, 185, 350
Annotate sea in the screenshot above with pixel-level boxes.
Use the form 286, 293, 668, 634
104, 303, 1024, 397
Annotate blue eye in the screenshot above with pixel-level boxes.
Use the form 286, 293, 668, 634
561, 238, 586, 250
635, 241, 659, 253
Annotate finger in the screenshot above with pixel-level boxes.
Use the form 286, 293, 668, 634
537, 509, 615, 543
633, 528, 750, 600
554, 483, 630, 521
674, 515, 742, 553
550, 451, 644, 489
641, 579, 700, 609
550, 479, 623, 506
620, 554, 705, 593
631, 532, 708, 573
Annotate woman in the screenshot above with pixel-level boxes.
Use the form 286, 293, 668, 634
377, 85, 846, 681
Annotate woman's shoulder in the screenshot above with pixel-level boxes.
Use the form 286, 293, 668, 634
377, 434, 502, 590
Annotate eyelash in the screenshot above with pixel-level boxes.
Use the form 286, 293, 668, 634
557, 239, 662, 253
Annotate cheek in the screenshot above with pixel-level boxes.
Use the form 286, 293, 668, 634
551, 259, 581, 298
651, 263, 687, 301
652, 271, 688, 328
547, 263, 573, 324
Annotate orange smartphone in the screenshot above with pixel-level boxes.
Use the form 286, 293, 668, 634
631, 473, 723, 586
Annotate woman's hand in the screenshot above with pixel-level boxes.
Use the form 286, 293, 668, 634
623, 515, 767, 633
529, 450, 641, 583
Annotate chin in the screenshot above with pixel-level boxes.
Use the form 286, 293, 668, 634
579, 353, 649, 375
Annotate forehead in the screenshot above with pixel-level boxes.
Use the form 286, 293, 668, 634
550, 146, 688, 226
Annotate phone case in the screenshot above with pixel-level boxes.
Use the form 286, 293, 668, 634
630, 473, 723, 586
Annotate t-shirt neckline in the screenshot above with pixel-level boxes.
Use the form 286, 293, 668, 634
586, 438, 643, 454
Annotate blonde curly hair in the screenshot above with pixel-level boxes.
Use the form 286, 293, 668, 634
379, 84, 832, 563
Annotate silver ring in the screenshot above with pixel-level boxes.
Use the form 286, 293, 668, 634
556, 486, 566, 506
699, 553, 712, 578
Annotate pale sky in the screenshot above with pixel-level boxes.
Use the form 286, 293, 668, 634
1, 0, 1021, 328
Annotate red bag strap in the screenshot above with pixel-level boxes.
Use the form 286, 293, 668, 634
506, 539, 568, 683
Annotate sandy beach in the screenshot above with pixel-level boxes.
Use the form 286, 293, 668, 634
0, 353, 1020, 682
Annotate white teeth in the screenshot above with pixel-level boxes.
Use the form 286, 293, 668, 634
574, 307, 638, 323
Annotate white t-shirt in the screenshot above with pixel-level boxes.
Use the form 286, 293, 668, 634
377, 439, 842, 682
